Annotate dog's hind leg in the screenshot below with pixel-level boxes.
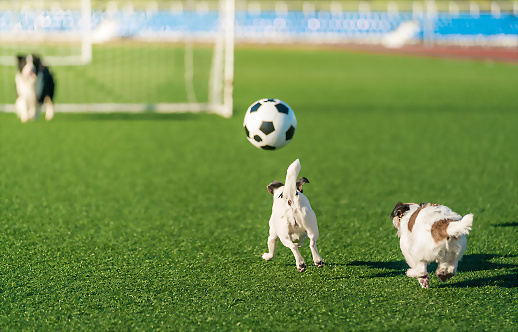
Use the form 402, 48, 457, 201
303, 212, 323, 267
406, 261, 430, 289
289, 245, 306, 272
435, 261, 459, 282
445, 260, 459, 279
437, 256, 459, 282
437, 237, 466, 282
308, 234, 324, 267
418, 275, 430, 289
280, 237, 306, 272
435, 260, 450, 282
262, 234, 278, 261
436, 250, 458, 282
44, 96, 54, 121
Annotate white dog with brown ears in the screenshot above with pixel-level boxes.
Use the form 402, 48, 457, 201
262, 159, 324, 272
390, 202, 473, 289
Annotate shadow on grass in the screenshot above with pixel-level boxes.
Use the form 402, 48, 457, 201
322, 262, 348, 267
348, 254, 518, 288
58, 112, 198, 122
442, 253, 518, 288
348, 260, 407, 278
460, 253, 517, 272
493, 221, 518, 228
441, 273, 517, 288
281, 262, 348, 268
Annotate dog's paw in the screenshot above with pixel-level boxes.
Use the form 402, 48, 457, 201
315, 260, 324, 268
262, 253, 273, 261
436, 271, 448, 282
436, 271, 455, 282
298, 262, 306, 272
418, 275, 430, 289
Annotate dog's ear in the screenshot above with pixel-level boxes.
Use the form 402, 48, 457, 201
267, 181, 284, 195
390, 202, 410, 219
16, 55, 26, 72
31, 54, 42, 68
296, 177, 309, 193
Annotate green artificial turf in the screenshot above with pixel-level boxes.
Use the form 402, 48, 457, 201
0, 45, 517, 330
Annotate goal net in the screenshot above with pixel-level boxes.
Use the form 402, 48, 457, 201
0, 0, 92, 66
0, 0, 235, 118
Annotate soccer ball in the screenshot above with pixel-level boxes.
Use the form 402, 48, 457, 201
243, 98, 297, 150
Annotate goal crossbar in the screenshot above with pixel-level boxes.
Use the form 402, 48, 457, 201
0, 103, 227, 114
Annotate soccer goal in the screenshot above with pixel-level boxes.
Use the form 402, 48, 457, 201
0, 0, 92, 66
0, 0, 235, 118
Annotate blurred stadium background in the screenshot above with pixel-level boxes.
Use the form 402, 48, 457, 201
0, 0, 517, 116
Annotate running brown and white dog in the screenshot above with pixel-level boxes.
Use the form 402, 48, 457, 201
262, 159, 324, 272
15, 54, 55, 122
390, 202, 473, 288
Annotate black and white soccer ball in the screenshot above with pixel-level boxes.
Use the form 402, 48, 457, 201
243, 98, 297, 150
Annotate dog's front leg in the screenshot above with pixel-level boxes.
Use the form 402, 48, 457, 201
262, 234, 278, 261
16, 98, 28, 123
27, 103, 37, 121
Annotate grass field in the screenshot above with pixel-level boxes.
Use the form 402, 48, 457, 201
0, 45, 517, 330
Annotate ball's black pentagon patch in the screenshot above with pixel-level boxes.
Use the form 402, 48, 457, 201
286, 125, 295, 140
250, 102, 261, 113
254, 135, 262, 142
261, 145, 276, 150
260, 121, 275, 135
244, 125, 250, 138
275, 103, 290, 114
266, 98, 275, 102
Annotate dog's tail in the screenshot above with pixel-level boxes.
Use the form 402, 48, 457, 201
447, 213, 473, 237
284, 159, 301, 200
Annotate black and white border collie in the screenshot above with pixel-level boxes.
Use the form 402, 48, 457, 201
15, 54, 55, 122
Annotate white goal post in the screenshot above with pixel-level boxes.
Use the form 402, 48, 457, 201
0, 0, 235, 118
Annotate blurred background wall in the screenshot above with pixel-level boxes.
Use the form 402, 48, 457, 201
1, 0, 517, 50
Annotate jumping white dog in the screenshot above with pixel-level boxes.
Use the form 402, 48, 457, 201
390, 202, 473, 288
15, 54, 55, 122
262, 159, 324, 272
